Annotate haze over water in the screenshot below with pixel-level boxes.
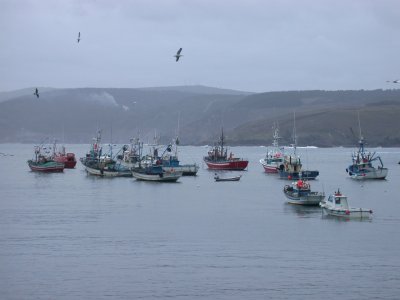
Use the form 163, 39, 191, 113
1, 144, 400, 299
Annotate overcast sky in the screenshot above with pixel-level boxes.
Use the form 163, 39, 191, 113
1, 0, 399, 93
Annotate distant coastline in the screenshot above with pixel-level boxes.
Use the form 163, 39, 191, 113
1, 86, 400, 147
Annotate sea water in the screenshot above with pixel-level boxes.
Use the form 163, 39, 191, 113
0, 144, 399, 299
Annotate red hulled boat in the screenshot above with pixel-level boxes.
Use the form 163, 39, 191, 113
52, 144, 77, 168
203, 129, 248, 170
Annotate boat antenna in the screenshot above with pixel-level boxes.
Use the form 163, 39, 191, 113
357, 111, 363, 141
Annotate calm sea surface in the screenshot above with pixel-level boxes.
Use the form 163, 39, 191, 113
1, 144, 400, 300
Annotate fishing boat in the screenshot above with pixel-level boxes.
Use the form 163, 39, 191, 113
204, 129, 248, 170
278, 114, 319, 180
115, 138, 142, 169
214, 173, 241, 182
53, 152, 76, 168
27, 146, 64, 172
85, 161, 132, 177
161, 138, 199, 176
85, 143, 132, 177
319, 189, 373, 219
346, 136, 388, 180
52, 142, 77, 168
162, 156, 199, 176
131, 165, 182, 182
80, 130, 102, 167
260, 124, 284, 173
283, 179, 325, 205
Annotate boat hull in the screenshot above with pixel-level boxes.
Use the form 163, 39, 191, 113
54, 153, 77, 169
284, 192, 325, 206
321, 207, 373, 219
85, 166, 132, 177
215, 176, 241, 182
162, 164, 199, 176
28, 160, 64, 172
348, 166, 388, 180
260, 159, 279, 173
260, 158, 283, 174
283, 184, 324, 205
131, 170, 182, 182
204, 159, 248, 170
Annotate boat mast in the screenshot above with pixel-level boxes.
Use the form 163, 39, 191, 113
272, 122, 280, 148
52, 138, 57, 157
220, 127, 225, 158
292, 112, 297, 156
175, 112, 180, 157
357, 111, 365, 156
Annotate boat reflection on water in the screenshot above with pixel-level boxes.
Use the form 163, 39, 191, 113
283, 203, 321, 218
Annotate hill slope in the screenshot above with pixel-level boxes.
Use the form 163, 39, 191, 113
0, 86, 399, 146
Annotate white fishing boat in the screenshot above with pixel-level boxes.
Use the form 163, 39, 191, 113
283, 180, 325, 206
346, 113, 388, 180
346, 136, 388, 180
319, 190, 373, 219
260, 123, 284, 173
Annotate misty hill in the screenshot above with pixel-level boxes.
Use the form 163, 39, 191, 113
228, 104, 400, 147
0, 87, 57, 103
136, 85, 253, 96
0, 86, 400, 146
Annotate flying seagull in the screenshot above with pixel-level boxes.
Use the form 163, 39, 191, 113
33, 88, 39, 98
77, 32, 81, 43
386, 79, 399, 83
174, 48, 183, 62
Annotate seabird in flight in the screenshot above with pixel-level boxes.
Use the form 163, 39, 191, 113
386, 79, 399, 83
174, 48, 183, 62
34, 88, 39, 98
77, 32, 81, 43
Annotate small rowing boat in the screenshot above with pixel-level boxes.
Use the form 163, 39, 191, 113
214, 174, 241, 182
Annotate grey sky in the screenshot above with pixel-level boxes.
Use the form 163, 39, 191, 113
1, 0, 399, 92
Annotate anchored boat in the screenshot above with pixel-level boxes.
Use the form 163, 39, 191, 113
346, 136, 388, 180
160, 138, 199, 176
319, 189, 373, 219
52, 142, 76, 169
85, 161, 132, 177
28, 145, 64, 173
278, 114, 319, 180
214, 173, 241, 182
260, 124, 284, 173
204, 129, 248, 170
283, 180, 325, 206
131, 165, 182, 182
80, 130, 102, 167
346, 113, 388, 180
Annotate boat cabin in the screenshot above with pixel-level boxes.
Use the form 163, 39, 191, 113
327, 191, 349, 210
281, 154, 302, 172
